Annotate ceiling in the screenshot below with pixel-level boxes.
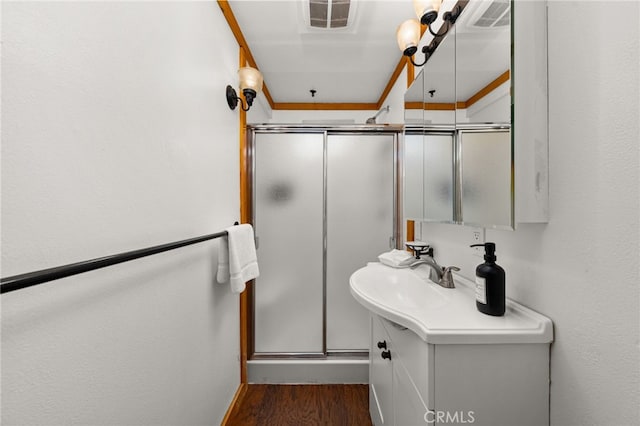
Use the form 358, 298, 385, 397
226, 0, 509, 109
405, 0, 510, 105
227, 0, 419, 106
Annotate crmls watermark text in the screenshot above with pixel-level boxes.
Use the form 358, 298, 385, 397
424, 410, 475, 424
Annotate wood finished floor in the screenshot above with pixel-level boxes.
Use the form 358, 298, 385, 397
225, 384, 372, 426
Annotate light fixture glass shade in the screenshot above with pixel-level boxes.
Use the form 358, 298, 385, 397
238, 67, 263, 93
396, 19, 421, 52
413, 0, 441, 24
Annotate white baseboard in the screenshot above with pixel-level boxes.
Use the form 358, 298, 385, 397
247, 358, 369, 384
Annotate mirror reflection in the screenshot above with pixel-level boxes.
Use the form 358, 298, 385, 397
404, 131, 424, 221
403, 0, 514, 229
459, 129, 512, 227
423, 133, 455, 222
423, 27, 456, 127
455, 0, 511, 125
404, 69, 424, 125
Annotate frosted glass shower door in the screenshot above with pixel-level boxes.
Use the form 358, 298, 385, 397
460, 130, 512, 227
404, 132, 424, 220
326, 134, 395, 351
253, 132, 324, 354
423, 133, 455, 222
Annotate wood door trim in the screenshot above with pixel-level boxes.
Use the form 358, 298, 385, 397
272, 102, 379, 111
407, 62, 415, 89
377, 56, 409, 109
461, 70, 510, 109
407, 220, 415, 242
238, 47, 253, 385
425, 102, 456, 111
404, 70, 510, 111
217, 1, 275, 109
217, 0, 498, 113
220, 383, 248, 426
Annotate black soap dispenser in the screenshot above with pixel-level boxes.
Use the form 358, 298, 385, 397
470, 242, 505, 316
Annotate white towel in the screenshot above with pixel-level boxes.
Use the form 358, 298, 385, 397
216, 224, 259, 294
378, 249, 414, 268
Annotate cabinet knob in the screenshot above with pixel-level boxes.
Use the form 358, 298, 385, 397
377, 340, 387, 350
381, 350, 392, 360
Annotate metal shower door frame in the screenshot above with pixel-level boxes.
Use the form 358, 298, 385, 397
248, 124, 402, 360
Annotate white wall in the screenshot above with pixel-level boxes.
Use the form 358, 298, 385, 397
417, 2, 640, 425
1, 2, 242, 425
459, 80, 510, 123
265, 108, 373, 124
381, 66, 408, 124
260, 66, 407, 125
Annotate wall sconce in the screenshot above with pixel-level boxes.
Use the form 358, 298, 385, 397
414, 0, 442, 34
396, 0, 462, 67
226, 67, 264, 111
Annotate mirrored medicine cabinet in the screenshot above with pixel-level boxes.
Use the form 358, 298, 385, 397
403, 0, 548, 230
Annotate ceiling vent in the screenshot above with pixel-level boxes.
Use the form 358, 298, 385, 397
463, 0, 510, 29
305, 0, 357, 30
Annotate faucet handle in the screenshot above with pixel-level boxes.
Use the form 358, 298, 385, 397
439, 266, 460, 288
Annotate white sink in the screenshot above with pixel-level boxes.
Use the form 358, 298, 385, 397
351, 263, 449, 311
350, 262, 553, 344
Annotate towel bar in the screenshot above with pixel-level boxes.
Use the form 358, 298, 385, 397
1, 222, 240, 294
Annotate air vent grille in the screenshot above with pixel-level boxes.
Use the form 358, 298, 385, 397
472, 0, 510, 28
309, 0, 351, 29
310, 0, 328, 28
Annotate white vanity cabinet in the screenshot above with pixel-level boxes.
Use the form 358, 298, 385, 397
351, 263, 554, 426
368, 311, 550, 426
369, 315, 394, 425
370, 314, 432, 425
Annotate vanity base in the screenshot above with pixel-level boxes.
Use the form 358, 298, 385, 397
432, 343, 549, 426
369, 314, 550, 426
247, 358, 368, 384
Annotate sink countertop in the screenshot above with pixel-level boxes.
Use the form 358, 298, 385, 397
349, 262, 553, 344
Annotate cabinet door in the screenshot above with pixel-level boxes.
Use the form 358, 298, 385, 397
382, 318, 434, 409
370, 315, 393, 425
393, 360, 430, 426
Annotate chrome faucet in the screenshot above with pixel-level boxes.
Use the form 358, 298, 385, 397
409, 257, 444, 281
439, 266, 460, 288
409, 253, 459, 289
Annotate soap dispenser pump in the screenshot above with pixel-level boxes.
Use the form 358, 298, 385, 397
470, 242, 505, 316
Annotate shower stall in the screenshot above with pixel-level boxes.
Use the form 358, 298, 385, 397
247, 125, 401, 383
